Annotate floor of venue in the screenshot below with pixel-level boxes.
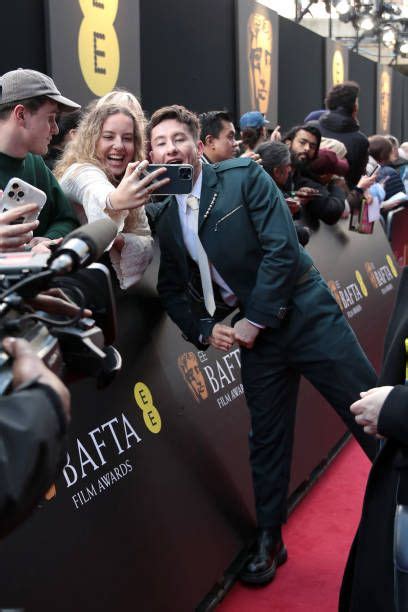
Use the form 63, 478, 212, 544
218, 439, 370, 612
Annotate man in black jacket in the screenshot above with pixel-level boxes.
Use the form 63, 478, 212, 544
284, 124, 346, 226
316, 81, 369, 189
0, 337, 70, 538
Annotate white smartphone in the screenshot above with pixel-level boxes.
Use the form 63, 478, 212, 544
0, 177, 47, 223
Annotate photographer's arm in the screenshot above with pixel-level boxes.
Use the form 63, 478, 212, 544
0, 338, 70, 538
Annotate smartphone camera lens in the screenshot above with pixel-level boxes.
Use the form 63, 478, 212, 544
7, 191, 14, 198
179, 167, 192, 180
12, 183, 18, 190
17, 191, 24, 198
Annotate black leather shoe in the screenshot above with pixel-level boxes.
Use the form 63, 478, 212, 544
240, 530, 288, 585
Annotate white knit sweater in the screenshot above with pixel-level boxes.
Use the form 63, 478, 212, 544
59, 163, 153, 289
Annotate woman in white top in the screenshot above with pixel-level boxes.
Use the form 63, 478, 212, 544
54, 96, 168, 289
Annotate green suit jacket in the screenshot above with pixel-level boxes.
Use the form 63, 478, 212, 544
151, 158, 314, 348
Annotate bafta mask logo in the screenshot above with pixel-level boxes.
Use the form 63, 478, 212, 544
178, 352, 208, 402
380, 71, 391, 133
247, 12, 273, 114
332, 50, 344, 86
364, 261, 378, 288
327, 279, 343, 310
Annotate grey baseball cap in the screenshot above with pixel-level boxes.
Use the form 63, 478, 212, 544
0, 68, 80, 112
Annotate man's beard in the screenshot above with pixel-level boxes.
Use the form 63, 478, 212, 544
291, 155, 310, 174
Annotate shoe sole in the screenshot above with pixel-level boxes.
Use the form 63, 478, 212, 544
239, 546, 288, 586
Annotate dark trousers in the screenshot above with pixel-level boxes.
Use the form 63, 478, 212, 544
240, 269, 378, 528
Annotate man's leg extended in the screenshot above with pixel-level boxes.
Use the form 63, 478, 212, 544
288, 272, 378, 461
241, 337, 300, 528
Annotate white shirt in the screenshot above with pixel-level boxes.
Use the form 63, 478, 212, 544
175, 171, 237, 307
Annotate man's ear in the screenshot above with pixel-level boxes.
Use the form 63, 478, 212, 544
204, 134, 214, 148
197, 139, 205, 156
13, 104, 26, 124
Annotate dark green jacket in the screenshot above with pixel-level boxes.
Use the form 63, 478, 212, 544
152, 158, 314, 347
0, 152, 79, 239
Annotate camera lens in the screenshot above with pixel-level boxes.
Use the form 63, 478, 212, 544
179, 167, 192, 180
7, 191, 14, 198
12, 183, 18, 189
17, 191, 24, 198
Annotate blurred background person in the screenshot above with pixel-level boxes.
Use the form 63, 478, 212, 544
386, 134, 408, 193
54, 95, 169, 289
256, 141, 310, 246
239, 110, 269, 156
44, 109, 82, 170
199, 110, 239, 164
284, 125, 345, 226
304, 109, 325, 123
317, 81, 368, 189
368, 135, 406, 203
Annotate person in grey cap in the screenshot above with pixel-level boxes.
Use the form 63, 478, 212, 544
0, 68, 80, 250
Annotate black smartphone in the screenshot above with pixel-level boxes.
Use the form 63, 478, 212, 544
143, 164, 193, 195
366, 163, 380, 177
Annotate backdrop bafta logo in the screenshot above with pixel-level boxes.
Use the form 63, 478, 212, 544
178, 352, 209, 402
247, 12, 273, 114
380, 70, 391, 133
332, 50, 344, 86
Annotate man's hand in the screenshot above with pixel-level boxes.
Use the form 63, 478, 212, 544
209, 323, 235, 351
270, 125, 282, 142
240, 150, 262, 165
0, 204, 39, 250
356, 174, 377, 191
295, 187, 320, 206
3, 337, 71, 423
233, 318, 260, 349
350, 385, 394, 437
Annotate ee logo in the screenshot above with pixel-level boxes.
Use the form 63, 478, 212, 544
78, 0, 120, 96
134, 383, 162, 434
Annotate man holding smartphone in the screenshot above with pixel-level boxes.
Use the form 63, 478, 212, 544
147, 105, 378, 586
283, 124, 346, 226
0, 68, 80, 251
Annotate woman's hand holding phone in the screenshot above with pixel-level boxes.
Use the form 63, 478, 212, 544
108, 160, 170, 211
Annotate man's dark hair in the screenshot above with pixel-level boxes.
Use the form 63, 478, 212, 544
0, 95, 51, 121
325, 81, 360, 115
51, 109, 82, 147
199, 110, 233, 141
368, 135, 392, 164
256, 142, 291, 176
147, 105, 200, 143
283, 124, 322, 159
241, 126, 264, 151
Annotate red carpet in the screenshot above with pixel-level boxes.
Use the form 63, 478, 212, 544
218, 439, 371, 612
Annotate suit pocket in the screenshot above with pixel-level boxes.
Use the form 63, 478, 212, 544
214, 205, 244, 231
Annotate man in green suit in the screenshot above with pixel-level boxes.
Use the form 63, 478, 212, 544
147, 105, 377, 585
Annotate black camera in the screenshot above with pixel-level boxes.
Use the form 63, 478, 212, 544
0, 220, 121, 393
178, 166, 192, 180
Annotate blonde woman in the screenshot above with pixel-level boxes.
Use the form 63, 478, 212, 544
54, 98, 168, 289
